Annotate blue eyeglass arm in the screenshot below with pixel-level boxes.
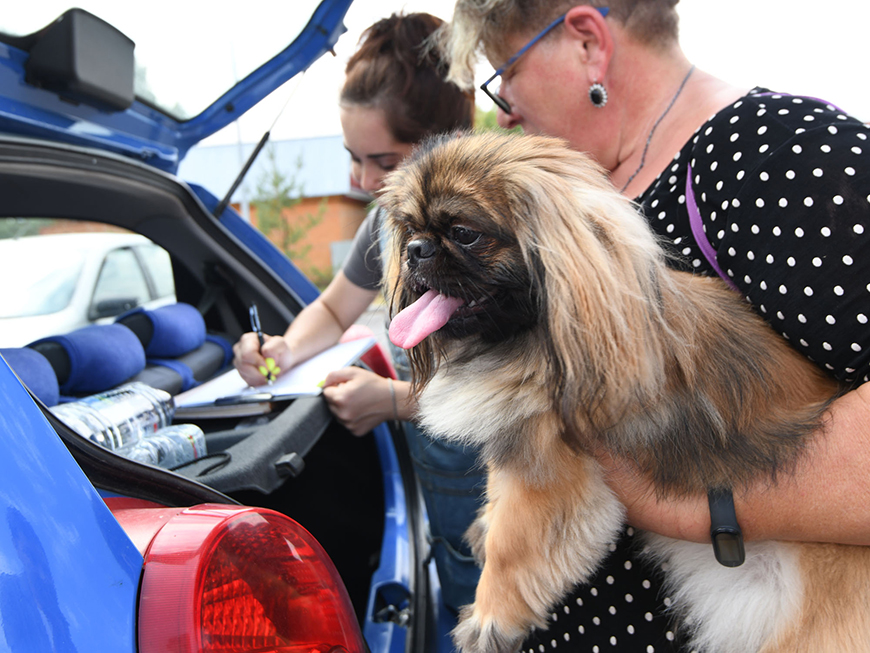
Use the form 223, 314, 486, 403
487, 6, 610, 80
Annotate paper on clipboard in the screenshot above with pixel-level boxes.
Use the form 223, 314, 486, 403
174, 337, 376, 410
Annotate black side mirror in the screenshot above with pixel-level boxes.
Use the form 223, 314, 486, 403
89, 297, 138, 321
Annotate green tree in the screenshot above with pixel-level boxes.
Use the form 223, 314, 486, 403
0, 218, 56, 239
474, 105, 523, 133
251, 146, 330, 286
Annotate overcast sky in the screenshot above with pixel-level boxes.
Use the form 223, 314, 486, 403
199, 0, 870, 148
8, 1, 866, 146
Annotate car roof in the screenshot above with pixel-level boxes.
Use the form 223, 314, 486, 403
0, 232, 151, 256
0, 0, 353, 174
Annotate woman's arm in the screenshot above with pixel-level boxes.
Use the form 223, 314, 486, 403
283, 271, 378, 363
602, 382, 870, 545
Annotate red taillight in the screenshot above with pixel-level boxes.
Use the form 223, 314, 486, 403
130, 504, 366, 653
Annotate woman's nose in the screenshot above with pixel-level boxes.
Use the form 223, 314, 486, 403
359, 163, 383, 193
497, 107, 521, 130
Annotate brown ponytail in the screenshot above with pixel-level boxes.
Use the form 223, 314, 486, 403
341, 13, 474, 144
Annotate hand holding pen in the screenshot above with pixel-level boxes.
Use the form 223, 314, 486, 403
249, 303, 280, 384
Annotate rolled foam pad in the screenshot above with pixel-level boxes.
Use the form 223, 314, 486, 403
0, 347, 60, 406
28, 323, 145, 395
117, 303, 206, 358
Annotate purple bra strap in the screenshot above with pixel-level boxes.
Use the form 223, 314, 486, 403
685, 163, 741, 293
683, 91, 843, 294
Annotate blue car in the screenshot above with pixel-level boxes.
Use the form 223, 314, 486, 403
0, 3, 453, 651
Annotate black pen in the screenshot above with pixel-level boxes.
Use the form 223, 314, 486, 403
249, 302, 275, 384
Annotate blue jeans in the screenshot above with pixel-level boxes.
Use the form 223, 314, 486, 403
404, 421, 484, 614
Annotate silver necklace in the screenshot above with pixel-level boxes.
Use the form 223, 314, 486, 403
619, 64, 696, 194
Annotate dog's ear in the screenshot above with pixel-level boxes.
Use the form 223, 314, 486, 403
382, 209, 404, 312
381, 207, 438, 395
513, 147, 670, 437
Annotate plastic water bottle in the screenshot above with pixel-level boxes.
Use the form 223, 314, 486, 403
50, 401, 119, 449
128, 382, 176, 427
123, 424, 207, 469
50, 382, 175, 451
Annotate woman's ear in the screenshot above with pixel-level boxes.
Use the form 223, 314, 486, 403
563, 6, 614, 83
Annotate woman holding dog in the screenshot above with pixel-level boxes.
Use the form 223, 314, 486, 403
232, 12, 485, 617
445, 0, 870, 649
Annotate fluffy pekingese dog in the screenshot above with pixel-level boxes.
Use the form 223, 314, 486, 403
380, 131, 870, 653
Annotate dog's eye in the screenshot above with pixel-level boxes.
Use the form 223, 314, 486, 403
451, 226, 481, 246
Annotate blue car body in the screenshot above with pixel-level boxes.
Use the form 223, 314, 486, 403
0, 360, 142, 652
0, 2, 450, 650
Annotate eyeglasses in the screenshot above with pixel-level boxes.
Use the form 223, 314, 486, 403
480, 7, 610, 114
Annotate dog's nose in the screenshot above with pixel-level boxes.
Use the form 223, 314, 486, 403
407, 238, 436, 265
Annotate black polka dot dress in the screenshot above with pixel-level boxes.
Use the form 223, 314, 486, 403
520, 88, 870, 652
646, 87, 870, 385
522, 527, 687, 653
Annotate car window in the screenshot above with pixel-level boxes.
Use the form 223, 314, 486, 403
91, 247, 152, 317
136, 243, 175, 299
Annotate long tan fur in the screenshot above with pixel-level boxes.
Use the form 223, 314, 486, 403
380, 131, 868, 653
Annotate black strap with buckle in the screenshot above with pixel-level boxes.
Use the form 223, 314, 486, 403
708, 488, 745, 567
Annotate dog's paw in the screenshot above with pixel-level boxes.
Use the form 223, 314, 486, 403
452, 605, 525, 653
465, 515, 489, 564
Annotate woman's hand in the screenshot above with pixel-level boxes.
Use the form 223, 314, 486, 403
322, 367, 407, 436
232, 332, 294, 387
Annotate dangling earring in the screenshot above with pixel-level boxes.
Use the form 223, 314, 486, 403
589, 81, 608, 108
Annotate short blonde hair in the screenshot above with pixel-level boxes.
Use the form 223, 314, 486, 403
445, 0, 680, 90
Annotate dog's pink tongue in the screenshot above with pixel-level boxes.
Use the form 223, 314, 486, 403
389, 289, 465, 349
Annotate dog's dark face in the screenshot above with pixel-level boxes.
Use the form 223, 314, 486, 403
382, 135, 542, 350
380, 131, 667, 411
398, 227, 537, 343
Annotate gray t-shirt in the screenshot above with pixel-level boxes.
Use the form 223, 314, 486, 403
342, 206, 383, 291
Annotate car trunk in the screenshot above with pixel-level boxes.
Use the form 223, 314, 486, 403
0, 134, 410, 627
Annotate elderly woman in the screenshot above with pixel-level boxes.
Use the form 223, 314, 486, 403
445, 1, 870, 650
